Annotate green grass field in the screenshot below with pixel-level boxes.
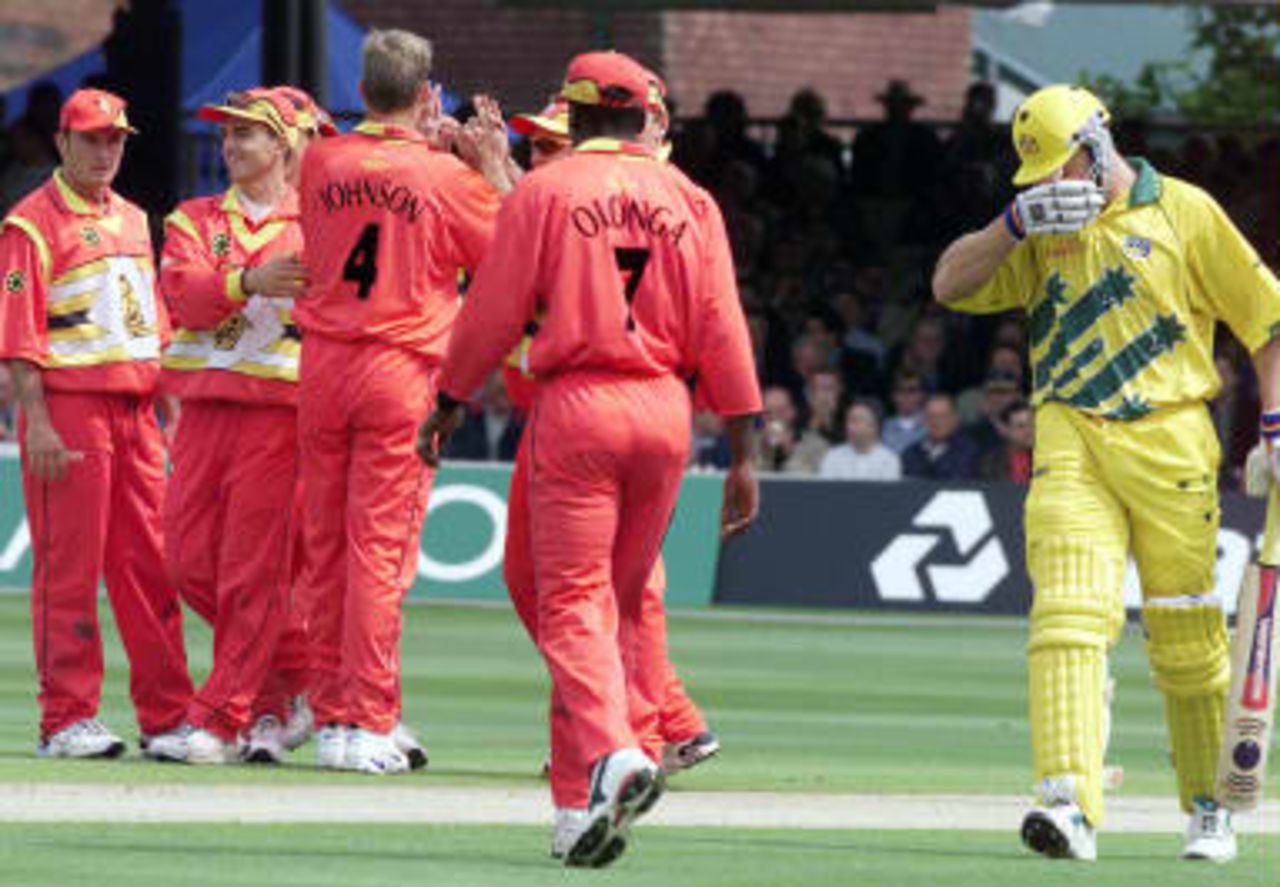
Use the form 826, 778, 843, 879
0, 594, 1274, 886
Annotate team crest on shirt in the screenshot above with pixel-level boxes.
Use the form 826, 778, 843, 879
1122, 235, 1152, 259
211, 232, 231, 258
213, 313, 249, 350
4, 270, 24, 294
80, 225, 101, 246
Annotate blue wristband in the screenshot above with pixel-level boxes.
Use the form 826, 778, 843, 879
1260, 410, 1280, 439
1003, 203, 1025, 241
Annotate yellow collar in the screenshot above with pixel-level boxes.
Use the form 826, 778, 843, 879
575, 138, 655, 159
53, 169, 114, 218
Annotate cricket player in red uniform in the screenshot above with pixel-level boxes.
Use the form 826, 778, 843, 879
504, 96, 720, 798
0, 89, 193, 759
154, 88, 309, 764
295, 29, 502, 774
419, 51, 761, 867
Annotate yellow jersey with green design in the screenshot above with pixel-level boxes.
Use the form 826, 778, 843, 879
950, 160, 1280, 421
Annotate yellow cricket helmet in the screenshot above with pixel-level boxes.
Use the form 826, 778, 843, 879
1011, 85, 1111, 186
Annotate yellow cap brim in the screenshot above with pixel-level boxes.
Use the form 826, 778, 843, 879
198, 105, 290, 142
511, 114, 568, 138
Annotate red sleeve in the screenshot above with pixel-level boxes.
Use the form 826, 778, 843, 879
692, 199, 762, 417
0, 221, 49, 365
439, 185, 541, 402
437, 163, 500, 273
160, 208, 246, 331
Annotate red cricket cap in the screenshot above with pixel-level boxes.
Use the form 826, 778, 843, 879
59, 89, 138, 134
271, 86, 339, 137
560, 51, 659, 110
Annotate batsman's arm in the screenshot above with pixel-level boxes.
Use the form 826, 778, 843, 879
932, 216, 1019, 306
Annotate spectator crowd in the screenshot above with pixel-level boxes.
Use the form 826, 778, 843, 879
1, 76, 1275, 486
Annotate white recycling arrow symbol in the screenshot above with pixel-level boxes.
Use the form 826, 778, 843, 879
870, 491, 1010, 603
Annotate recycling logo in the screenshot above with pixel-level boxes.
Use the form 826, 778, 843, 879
870, 491, 1010, 603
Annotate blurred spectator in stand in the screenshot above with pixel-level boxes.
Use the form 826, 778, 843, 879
0, 115, 58, 216
716, 158, 770, 274
772, 88, 846, 189
850, 79, 942, 203
0, 363, 16, 441
1211, 342, 1259, 490
978, 400, 1034, 484
800, 367, 845, 446
957, 344, 1024, 422
819, 399, 901, 481
758, 386, 813, 475
691, 412, 732, 470
902, 393, 978, 480
745, 300, 790, 390
445, 371, 523, 462
783, 333, 829, 409
964, 369, 1023, 456
834, 289, 887, 396
702, 90, 769, 188
882, 368, 927, 455
890, 313, 954, 393
22, 81, 63, 158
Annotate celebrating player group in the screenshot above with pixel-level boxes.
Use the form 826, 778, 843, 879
0, 23, 1275, 871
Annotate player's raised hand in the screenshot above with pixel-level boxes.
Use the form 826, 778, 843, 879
244, 253, 307, 299
720, 462, 759, 540
417, 403, 466, 468
24, 418, 82, 482
1008, 180, 1105, 238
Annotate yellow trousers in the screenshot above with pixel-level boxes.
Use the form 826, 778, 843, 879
1025, 401, 1229, 824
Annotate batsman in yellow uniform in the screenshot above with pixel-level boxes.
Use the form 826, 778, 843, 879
934, 85, 1280, 863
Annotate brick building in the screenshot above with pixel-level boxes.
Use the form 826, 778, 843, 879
339, 1, 974, 123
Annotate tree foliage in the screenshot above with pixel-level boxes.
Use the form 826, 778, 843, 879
1080, 6, 1279, 124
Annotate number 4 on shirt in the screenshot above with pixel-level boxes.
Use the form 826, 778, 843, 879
615, 247, 650, 331
344, 223, 381, 300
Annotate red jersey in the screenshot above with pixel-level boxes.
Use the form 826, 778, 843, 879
0, 170, 167, 394
440, 138, 761, 417
160, 187, 304, 405
295, 121, 499, 358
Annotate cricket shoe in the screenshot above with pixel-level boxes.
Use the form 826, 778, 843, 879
1021, 776, 1096, 861
241, 714, 286, 764
344, 728, 410, 775
141, 725, 236, 764
661, 731, 721, 774
316, 723, 348, 769
392, 721, 428, 770
1181, 797, 1237, 863
564, 748, 665, 869
550, 808, 588, 859
36, 718, 125, 760
283, 696, 314, 752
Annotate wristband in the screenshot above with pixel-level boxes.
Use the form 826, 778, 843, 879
1003, 203, 1025, 241
1262, 410, 1280, 440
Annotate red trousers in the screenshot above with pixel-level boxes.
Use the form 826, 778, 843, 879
506, 433, 707, 807
164, 401, 299, 739
524, 373, 691, 808
22, 391, 192, 740
296, 339, 436, 733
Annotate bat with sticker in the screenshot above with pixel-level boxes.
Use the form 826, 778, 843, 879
1216, 483, 1280, 810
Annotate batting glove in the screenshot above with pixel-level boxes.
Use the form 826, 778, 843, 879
1004, 180, 1106, 240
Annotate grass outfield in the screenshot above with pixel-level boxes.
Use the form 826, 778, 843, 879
0, 825, 1273, 887
0, 595, 1275, 886
0, 594, 1273, 797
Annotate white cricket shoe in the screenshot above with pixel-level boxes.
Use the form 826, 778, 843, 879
1021, 802, 1097, 861
283, 696, 314, 751
344, 728, 409, 775
564, 748, 665, 868
141, 725, 235, 764
316, 723, 348, 769
241, 714, 286, 764
1022, 776, 1097, 861
1181, 798, 1237, 863
661, 731, 721, 774
550, 808, 589, 859
36, 718, 125, 760
391, 721, 428, 770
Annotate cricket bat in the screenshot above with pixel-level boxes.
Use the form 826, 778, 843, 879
1216, 483, 1280, 811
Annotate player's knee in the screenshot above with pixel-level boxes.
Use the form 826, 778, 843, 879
1142, 595, 1229, 697
1028, 539, 1123, 652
